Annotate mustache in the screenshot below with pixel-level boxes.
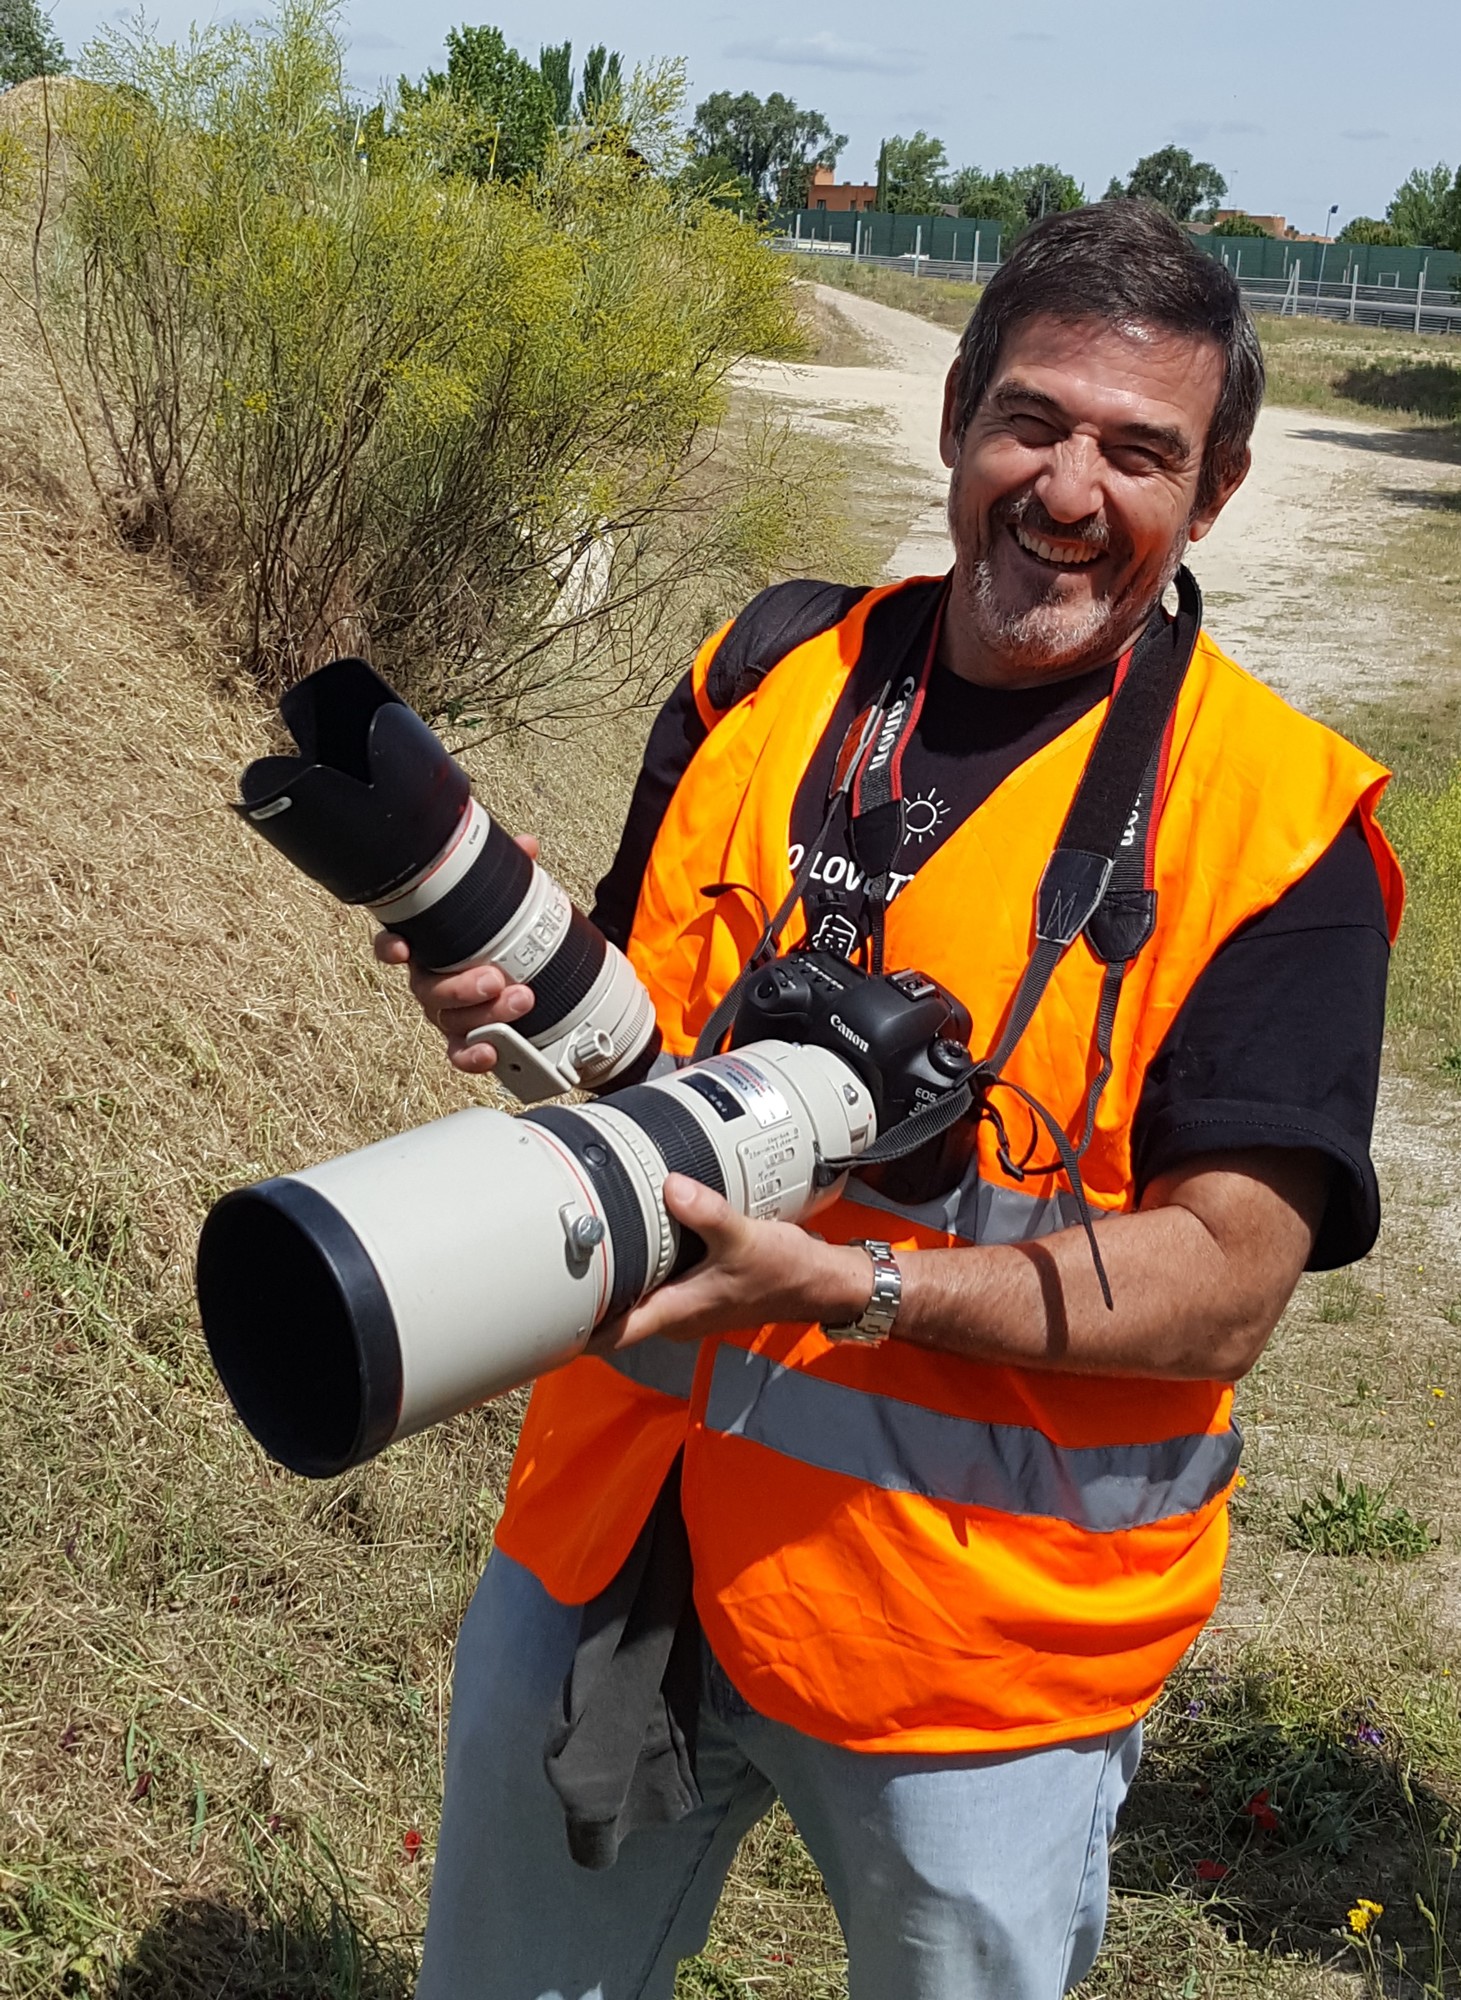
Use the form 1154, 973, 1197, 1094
995, 492, 1112, 552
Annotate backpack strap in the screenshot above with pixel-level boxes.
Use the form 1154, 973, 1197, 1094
703, 580, 871, 719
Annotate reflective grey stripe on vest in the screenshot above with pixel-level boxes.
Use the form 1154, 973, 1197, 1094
844, 1169, 1085, 1247
705, 1345, 1241, 1533
599, 1336, 699, 1399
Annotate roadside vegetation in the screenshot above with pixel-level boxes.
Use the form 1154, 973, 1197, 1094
0, 4, 828, 726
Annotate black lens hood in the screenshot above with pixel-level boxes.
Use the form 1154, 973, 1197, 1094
236, 658, 471, 904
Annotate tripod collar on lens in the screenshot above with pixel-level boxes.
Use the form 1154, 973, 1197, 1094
236, 659, 471, 905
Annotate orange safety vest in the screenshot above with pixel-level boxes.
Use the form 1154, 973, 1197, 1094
496, 577, 1404, 1754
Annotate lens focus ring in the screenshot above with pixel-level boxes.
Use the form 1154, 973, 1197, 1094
388, 817, 534, 970
521, 1105, 648, 1321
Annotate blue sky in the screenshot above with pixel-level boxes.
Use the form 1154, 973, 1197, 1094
43, 0, 1460, 231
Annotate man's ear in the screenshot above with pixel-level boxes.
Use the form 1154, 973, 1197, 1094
939, 360, 963, 469
1187, 447, 1251, 545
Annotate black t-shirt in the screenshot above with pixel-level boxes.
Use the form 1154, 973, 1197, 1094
591, 646, 1390, 1271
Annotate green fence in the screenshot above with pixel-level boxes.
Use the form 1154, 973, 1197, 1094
1198, 233, 1460, 291
784, 209, 1006, 262
783, 209, 1461, 293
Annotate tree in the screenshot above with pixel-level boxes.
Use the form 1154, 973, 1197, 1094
690, 90, 844, 205
1385, 161, 1461, 248
577, 43, 622, 119
949, 161, 1082, 236
878, 130, 948, 214
1107, 145, 1227, 221
0, 0, 66, 87
1336, 215, 1399, 246
420, 25, 554, 180
538, 39, 572, 124
1210, 211, 1271, 237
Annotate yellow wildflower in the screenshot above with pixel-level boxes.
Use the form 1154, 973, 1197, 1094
1347, 1899, 1383, 1935
1234, 1474, 1248, 1489
1433, 1387, 1446, 1399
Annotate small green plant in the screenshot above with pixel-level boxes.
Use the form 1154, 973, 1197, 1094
1313, 1269, 1384, 1324
1443, 1299, 1461, 1327
1287, 1472, 1434, 1560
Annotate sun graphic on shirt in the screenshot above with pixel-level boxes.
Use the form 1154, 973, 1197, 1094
904, 787, 951, 843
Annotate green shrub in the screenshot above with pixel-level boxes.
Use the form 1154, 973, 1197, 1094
1286, 1472, 1434, 1560
10, 1, 804, 722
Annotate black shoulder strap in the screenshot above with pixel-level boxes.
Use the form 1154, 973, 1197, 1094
703, 579, 870, 718
979, 568, 1201, 1081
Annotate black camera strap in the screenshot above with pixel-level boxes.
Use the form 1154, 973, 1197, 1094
691, 592, 945, 1062
819, 569, 1202, 1307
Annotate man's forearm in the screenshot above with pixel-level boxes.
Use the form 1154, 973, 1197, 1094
880, 1148, 1327, 1384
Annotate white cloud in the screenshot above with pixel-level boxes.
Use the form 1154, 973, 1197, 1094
351, 29, 402, 51
722, 32, 925, 76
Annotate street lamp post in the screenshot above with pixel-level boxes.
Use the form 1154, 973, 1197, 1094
1317, 203, 1340, 292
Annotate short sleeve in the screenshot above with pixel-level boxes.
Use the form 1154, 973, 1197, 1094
1132, 814, 1391, 1269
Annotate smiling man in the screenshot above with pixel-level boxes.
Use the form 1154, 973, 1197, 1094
385, 202, 1402, 1999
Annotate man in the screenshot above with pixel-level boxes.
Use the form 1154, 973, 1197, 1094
378, 202, 1401, 1997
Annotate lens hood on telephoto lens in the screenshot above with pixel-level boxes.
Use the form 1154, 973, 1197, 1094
236, 658, 658, 1101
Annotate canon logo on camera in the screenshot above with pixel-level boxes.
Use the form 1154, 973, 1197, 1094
830, 1013, 871, 1055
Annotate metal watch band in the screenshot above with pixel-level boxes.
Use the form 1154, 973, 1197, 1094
821, 1240, 901, 1345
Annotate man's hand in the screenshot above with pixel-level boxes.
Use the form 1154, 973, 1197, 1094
372, 833, 539, 1076
591, 1174, 873, 1355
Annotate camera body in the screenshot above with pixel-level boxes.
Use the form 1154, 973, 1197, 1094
730, 950, 974, 1137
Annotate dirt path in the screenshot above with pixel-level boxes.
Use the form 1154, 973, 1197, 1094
741, 284, 1461, 718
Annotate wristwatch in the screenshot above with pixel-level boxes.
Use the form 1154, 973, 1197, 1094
821, 1240, 902, 1345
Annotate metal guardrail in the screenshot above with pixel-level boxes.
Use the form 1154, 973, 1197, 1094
774, 239, 1461, 337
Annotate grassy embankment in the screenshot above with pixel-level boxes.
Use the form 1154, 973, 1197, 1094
3, 227, 1461, 1998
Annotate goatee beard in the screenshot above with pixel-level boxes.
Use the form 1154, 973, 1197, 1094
951, 508, 1189, 674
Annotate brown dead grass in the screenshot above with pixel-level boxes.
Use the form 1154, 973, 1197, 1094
0, 245, 665, 1995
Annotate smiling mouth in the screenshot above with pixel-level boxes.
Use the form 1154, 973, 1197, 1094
1010, 522, 1104, 567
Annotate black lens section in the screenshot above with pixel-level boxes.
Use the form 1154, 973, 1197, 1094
197, 1179, 402, 1478
608, 1086, 726, 1276
515, 908, 608, 1037
522, 1107, 648, 1319
387, 816, 535, 970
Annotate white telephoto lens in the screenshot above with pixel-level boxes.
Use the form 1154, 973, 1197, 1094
197, 1042, 877, 1477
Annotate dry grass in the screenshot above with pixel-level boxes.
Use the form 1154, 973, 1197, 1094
1256, 317, 1461, 431
786, 254, 981, 333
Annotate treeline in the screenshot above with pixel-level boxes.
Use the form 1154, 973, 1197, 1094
0, 3, 823, 727
1339, 164, 1461, 251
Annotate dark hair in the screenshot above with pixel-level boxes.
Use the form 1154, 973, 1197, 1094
952, 201, 1264, 512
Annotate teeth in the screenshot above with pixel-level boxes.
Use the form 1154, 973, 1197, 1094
1015, 524, 1101, 565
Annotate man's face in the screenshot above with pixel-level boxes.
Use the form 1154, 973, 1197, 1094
939, 316, 1242, 684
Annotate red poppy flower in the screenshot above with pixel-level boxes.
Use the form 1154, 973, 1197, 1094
402, 1827, 423, 1863
1195, 1859, 1229, 1882
1243, 1788, 1279, 1831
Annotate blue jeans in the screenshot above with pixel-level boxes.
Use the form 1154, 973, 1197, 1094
417, 1551, 1141, 2000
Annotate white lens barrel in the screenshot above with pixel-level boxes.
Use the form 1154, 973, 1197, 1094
369, 799, 656, 1098
198, 1041, 878, 1478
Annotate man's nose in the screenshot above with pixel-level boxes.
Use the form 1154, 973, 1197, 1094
1035, 435, 1103, 524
